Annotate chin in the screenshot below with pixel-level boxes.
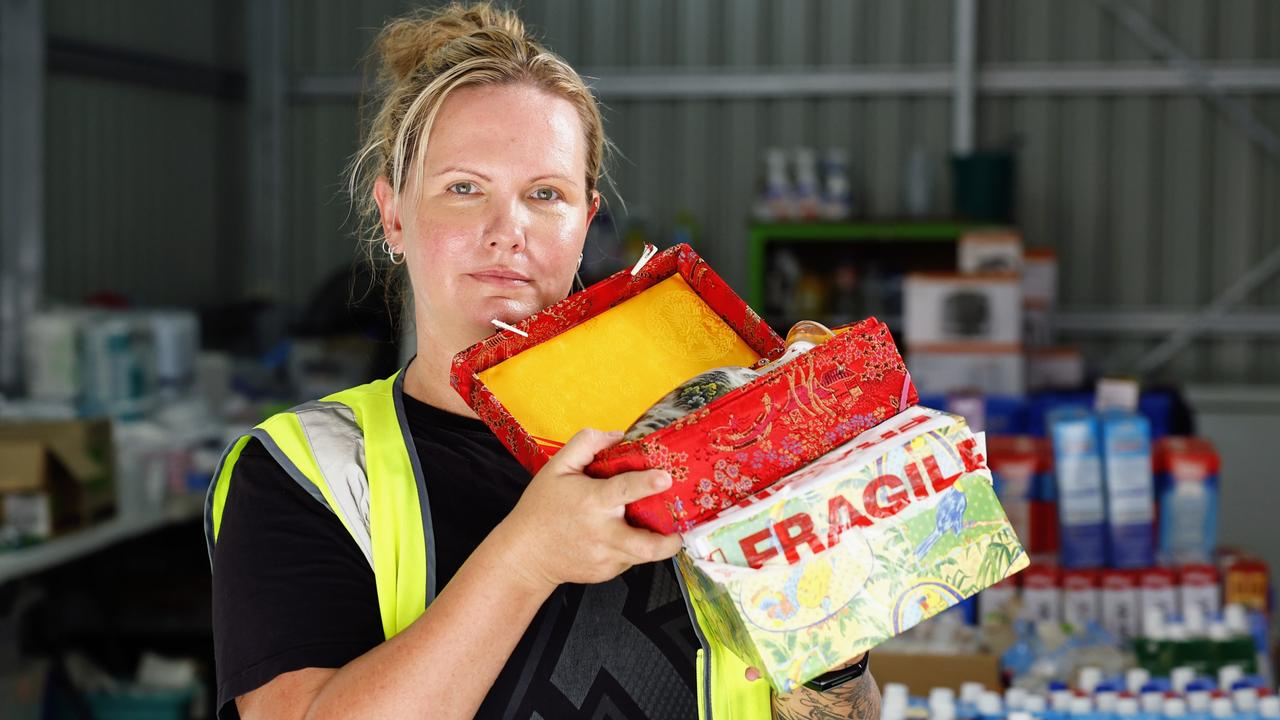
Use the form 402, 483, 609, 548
469, 297, 541, 331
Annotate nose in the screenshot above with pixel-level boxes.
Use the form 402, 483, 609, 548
485, 197, 528, 253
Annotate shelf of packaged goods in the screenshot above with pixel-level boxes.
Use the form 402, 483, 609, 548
0, 494, 205, 586
746, 220, 981, 312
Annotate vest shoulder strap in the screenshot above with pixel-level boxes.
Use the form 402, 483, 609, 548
204, 370, 434, 640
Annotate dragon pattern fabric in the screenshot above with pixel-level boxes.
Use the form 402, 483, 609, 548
623, 366, 761, 441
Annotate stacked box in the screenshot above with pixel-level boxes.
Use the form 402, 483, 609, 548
451, 244, 916, 534
677, 406, 1028, 692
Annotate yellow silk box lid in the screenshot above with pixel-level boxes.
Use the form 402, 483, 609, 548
477, 274, 762, 447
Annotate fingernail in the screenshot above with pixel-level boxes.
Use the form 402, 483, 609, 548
655, 472, 672, 488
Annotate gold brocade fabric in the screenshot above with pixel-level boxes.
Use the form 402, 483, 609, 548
478, 275, 761, 445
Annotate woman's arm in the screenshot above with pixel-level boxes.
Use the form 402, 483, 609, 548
238, 519, 551, 719
234, 429, 681, 720
771, 669, 882, 720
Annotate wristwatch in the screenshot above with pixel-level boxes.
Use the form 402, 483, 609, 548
802, 652, 870, 692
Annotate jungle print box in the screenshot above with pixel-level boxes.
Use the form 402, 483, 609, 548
678, 406, 1029, 692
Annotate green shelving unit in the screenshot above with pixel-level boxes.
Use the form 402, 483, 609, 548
747, 220, 979, 314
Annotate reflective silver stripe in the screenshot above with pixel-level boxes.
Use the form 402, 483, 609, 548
292, 400, 374, 569
672, 558, 714, 720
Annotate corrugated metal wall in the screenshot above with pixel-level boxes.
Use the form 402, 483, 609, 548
42, 0, 246, 307
42, 0, 1280, 383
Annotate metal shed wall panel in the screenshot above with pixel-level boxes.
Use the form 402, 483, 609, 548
39, 0, 1278, 383
42, 0, 244, 308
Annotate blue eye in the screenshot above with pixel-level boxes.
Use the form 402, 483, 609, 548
532, 187, 559, 201
449, 182, 477, 195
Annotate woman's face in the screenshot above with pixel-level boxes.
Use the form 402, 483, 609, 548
377, 82, 598, 353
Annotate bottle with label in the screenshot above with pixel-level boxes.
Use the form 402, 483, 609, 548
1230, 681, 1260, 720
1069, 696, 1095, 718
820, 147, 854, 220
978, 690, 1007, 720
1154, 437, 1218, 565
792, 147, 822, 220
1210, 697, 1237, 719
755, 148, 793, 221
960, 681, 987, 720
1115, 697, 1140, 718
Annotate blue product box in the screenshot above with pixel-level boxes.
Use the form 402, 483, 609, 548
1050, 409, 1107, 568
1098, 412, 1156, 568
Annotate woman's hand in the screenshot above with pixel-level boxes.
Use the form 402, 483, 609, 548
497, 429, 684, 594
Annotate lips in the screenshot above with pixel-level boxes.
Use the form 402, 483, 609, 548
469, 267, 532, 285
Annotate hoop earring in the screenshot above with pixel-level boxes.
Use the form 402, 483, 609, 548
574, 272, 586, 293
383, 239, 405, 266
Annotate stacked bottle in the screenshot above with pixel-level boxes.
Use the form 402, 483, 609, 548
881, 665, 1277, 720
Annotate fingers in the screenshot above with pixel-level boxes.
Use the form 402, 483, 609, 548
617, 525, 683, 563
599, 468, 672, 507
552, 428, 624, 473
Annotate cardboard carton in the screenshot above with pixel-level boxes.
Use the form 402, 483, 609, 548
0, 418, 115, 539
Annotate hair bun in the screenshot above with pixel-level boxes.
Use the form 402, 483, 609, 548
377, 2, 529, 81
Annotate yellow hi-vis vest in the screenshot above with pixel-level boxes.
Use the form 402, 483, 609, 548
203, 369, 772, 719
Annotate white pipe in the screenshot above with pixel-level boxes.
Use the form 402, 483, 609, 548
952, 0, 978, 154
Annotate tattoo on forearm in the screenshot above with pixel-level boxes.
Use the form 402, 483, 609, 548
772, 670, 882, 720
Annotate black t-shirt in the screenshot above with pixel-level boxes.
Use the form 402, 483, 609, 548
211, 392, 698, 719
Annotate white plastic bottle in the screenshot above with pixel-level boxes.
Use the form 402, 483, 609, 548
1172, 666, 1196, 694
1052, 689, 1077, 716
1115, 697, 1140, 717
1069, 696, 1094, 717
1232, 683, 1259, 717
1079, 667, 1104, 694
881, 682, 909, 720
1007, 688, 1029, 712
1210, 697, 1236, 719
792, 147, 822, 220
1097, 687, 1120, 716
1187, 684, 1214, 716
1219, 665, 1245, 693
1259, 697, 1280, 718
1141, 690, 1167, 718
979, 690, 1006, 720
1126, 668, 1151, 696
1166, 698, 1189, 718
961, 682, 987, 719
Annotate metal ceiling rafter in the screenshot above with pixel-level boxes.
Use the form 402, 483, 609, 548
292, 64, 1280, 102
1095, 0, 1280, 375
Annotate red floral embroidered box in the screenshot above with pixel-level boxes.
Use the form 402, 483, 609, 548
450, 244, 917, 534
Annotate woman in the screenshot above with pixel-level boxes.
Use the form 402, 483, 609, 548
205, 4, 879, 719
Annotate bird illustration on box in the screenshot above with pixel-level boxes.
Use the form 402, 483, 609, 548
914, 485, 970, 560
624, 366, 760, 441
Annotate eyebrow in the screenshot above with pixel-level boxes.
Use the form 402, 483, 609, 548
432, 166, 579, 186
432, 166, 493, 181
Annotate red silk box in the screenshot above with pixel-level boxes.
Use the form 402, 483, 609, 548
451, 244, 918, 534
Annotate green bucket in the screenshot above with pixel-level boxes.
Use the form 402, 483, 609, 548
951, 151, 1015, 223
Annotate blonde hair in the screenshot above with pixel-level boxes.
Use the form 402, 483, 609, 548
347, 1, 613, 289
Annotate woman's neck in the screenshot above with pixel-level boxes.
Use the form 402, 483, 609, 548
402, 330, 482, 420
